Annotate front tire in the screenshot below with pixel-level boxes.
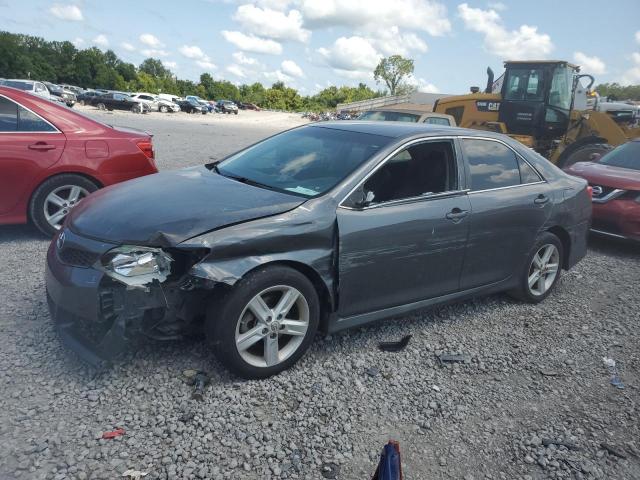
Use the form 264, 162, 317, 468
159, 105, 168, 113
29, 174, 98, 236
559, 143, 612, 168
206, 266, 320, 379
508, 232, 563, 303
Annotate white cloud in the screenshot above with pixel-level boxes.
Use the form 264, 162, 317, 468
573, 52, 606, 75
406, 75, 440, 93
621, 52, 640, 85
234, 4, 310, 42
232, 51, 259, 66
487, 1, 506, 10
281, 59, 304, 78
263, 69, 293, 83
369, 27, 428, 56
255, 0, 292, 9
179, 45, 216, 69
142, 49, 169, 57
318, 36, 381, 79
180, 45, 205, 59
162, 61, 177, 70
92, 34, 109, 47
221, 30, 282, 55
197, 60, 217, 70
72, 37, 84, 47
139, 33, 163, 48
636, 31, 640, 44
121, 42, 135, 52
227, 64, 247, 78
299, 0, 450, 37
458, 3, 553, 59
49, 3, 83, 21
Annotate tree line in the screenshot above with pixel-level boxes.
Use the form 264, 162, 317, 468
0, 31, 382, 111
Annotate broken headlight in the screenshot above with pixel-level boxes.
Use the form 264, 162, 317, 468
100, 246, 173, 286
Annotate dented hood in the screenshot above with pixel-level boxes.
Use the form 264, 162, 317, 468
68, 166, 305, 246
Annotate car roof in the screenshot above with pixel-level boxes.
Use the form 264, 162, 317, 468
310, 121, 504, 140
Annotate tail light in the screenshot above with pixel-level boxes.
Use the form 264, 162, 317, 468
586, 185, 593, 200
136, 139, 154, 160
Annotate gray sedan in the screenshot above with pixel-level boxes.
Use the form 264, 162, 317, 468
46, 122, 591, 378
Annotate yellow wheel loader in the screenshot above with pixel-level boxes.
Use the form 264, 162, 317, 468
433, 60, 640, 166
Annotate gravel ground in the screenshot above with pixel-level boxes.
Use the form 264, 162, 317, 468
0, 108, 639, 480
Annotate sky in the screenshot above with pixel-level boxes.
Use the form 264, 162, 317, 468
1, 0, 639, 95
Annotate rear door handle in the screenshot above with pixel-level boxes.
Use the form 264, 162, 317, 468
446, 208, 469, 221
534, 194, 550, 205
28, 142, 56, 151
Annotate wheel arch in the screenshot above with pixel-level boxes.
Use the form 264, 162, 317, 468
546, 225, 571, 269
27, 171, 103, 221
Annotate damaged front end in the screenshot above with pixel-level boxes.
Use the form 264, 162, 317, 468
46, 230, 220, 369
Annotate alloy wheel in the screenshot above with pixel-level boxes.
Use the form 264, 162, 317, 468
235, 285, 309, 368
44, 185, 89, 230
527, 244, 560, 296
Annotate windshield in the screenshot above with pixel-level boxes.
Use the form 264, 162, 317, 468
2, 80, 33, 91
358, 111, 421, 122
504, 67, 544, 101
216, 126, 391, 197
599, 142, 640, 171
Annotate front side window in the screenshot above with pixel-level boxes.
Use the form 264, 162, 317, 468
0, 96, 56, 132
361, 140, 457, 205
462, 139, 521, 190
217, 126, 391, 198
504, 68, 544, 101
548, 66, 572, 110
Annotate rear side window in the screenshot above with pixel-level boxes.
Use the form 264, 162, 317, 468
462, 139, 520, 190
424, 117, 451, 126
0, 96, 56, 132
519, 158, 542, 183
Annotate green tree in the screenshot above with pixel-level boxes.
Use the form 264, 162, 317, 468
139, 58, 171, 79
373, 55, 415, 96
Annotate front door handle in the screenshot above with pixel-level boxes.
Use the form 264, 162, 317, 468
28, 142, 56, 151
534, 194, 550, 205
446, 208, 469, 221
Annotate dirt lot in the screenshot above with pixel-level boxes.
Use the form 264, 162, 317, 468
0, 107, 638, 480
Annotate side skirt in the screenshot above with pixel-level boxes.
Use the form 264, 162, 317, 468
327, 277, 515, 334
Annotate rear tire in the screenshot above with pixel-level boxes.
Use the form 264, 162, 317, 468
159, 105, 168, 113
29, 174, 99, 237
508, 232, 563, 303
206, 266, 320, 379
559, 143, 612, 168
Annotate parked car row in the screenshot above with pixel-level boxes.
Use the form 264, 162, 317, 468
0, 79, 77, 107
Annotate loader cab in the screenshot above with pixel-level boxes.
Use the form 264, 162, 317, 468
498, 61, 577, 140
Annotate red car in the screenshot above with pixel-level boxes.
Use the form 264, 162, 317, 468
564, 140, 640, 241
0, 86, 158, 235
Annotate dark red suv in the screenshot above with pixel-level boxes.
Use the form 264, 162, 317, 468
0, 86, 158, 235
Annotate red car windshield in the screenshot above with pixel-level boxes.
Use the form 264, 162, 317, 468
599, 142, 640, 171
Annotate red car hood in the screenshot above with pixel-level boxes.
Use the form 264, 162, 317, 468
564, 162, 640, 190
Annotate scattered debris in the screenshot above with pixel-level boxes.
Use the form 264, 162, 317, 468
366, 367, 380, 377
432, 385, 441, 392
320, 462, 340, 479
437, 352, 471, 366
600, 443, 627, 459
188, 371, 210, 401
178, 411, 195, 423
539, 369, 560, 377
101, 428, 125, 439
122, 469, 149, 480
602, 357, 625, 389
378, 335, 412, 352
542, 438, 581, 451
372, 441, 402, 480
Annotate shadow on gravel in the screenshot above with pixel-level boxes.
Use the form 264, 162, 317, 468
0, 224, 46, 244
588, 234, 640, 258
